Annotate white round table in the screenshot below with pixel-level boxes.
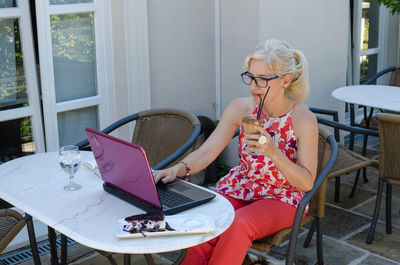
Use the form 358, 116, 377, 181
331, 85, 400, 112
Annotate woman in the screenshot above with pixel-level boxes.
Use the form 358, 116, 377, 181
153, 39, 318, 265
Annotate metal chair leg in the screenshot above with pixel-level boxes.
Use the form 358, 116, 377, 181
334, 177, 341, 202
362, 168, 368, 183
362, 134, 368, 155
349, 104, 356, 151
285, 214, 302, 265
349, 132, 355, 151
349, 170, 361, 198
304, 220, 316, 248
386, 183, 392, 234
361, 125, 368, 184
316, 218, 324, 265
25, 214, 42, 265
367, 178, 385, 244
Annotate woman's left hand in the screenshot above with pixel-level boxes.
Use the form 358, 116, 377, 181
245, 126, 276, 157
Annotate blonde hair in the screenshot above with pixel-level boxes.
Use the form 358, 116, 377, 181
244, 39, 309, 102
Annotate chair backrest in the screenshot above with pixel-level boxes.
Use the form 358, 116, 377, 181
377, 113, 400, 181
132, 108, 200, 167
307, 126, 333, 218
389, 67, 400, 87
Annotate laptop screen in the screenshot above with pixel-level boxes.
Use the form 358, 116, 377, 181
86, 128, 162, 209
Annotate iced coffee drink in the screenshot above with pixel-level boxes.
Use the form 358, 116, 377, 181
242, 115, 262, 155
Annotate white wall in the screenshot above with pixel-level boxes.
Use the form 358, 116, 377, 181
258, 0, 349, 119
147, 0, 216, 118
220, 0, 259, 112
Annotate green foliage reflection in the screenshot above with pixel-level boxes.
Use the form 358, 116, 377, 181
377, 0, 400, 14
51, 13, 95, 63
0, 18, 27, 108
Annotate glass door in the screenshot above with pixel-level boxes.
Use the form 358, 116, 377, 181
347, 0, 388, 124
0, 0, 45, 162
36, 0, 113, 151
352, 0, 387, 84
0, 0, 114, 158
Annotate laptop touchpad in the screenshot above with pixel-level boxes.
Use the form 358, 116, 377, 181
169, 182, 190, 192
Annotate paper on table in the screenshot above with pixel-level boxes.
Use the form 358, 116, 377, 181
84, 160, 101, 178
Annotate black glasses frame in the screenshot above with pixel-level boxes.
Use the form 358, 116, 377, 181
241, 71, 279, 88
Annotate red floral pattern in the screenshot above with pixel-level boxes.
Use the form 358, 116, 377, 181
216, 105, 306, 209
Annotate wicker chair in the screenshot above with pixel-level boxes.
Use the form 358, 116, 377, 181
0, 209, 41, 265
367, 113, 400, 244
57, 108, 201, 265
76, 108, 201, 170
250, 126, 338, 265
310, 107, 380, 201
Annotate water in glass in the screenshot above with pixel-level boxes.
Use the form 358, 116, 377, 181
59, 145, 82, 191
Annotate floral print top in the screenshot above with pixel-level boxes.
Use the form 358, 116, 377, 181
216, 105, 305, 209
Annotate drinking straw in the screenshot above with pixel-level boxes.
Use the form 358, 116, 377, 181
257, 86, 270, 119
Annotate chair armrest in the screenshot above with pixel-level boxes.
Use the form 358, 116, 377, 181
310, 107, 340, 140
309, 107, 339, 122
75, 139, 90, 150
363, 66, 396, 85
285, 135, 338, 265
152, 123, 201, 170
75, 113, 141, 150
101, 113, 141, 134
317, 116, 379, 137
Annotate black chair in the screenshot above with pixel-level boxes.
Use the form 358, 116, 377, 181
310, 107, 379, 200
250, 126, 337, 265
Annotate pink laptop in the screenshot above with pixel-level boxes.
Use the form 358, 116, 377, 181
85, 128, 215, 214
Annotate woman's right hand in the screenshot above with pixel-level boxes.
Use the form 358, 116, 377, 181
152, 166, 179, 184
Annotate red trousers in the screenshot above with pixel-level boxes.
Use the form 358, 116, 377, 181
181, 193, 297, 265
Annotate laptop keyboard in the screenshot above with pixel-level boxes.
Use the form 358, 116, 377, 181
157, 188, 194, 208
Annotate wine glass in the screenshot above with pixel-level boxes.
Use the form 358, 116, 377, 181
59, 145, 82, 191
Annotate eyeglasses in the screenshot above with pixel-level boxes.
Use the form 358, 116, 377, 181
241, 71, 279, 88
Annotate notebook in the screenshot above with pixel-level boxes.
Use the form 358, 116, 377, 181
85, 128, 216, 215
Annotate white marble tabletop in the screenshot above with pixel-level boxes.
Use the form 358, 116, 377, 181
0, 151, 234, 254
331, 85, 400, 112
